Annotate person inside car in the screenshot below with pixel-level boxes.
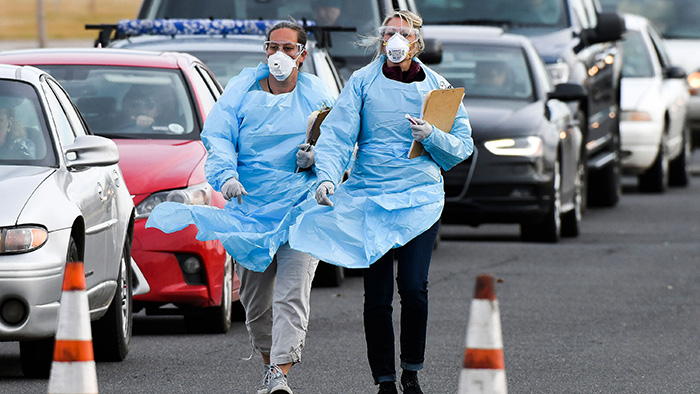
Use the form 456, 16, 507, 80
118, 85, 184, 134
0, 105, 35, 160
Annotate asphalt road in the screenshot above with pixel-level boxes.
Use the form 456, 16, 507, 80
1, 162, 699, 393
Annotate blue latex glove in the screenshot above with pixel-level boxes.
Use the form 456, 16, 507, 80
410, 118, 433, 142
315, 181, 335, 207
296, 143, 315, 168
221, 177, 248, 204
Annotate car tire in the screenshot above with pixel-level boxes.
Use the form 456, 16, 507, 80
92, 238, 132, 361
521, 157, 562, 243
561, 160, 584, 237
669, 128, 691, 187
312, 261, 345, 287
588, 130, 622, 207
184, 257, 234, 334
638, 143, 668, 193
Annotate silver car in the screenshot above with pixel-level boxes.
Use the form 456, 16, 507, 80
0, 64, 135, 377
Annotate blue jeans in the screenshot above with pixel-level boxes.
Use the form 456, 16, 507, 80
362, 220, 440, 384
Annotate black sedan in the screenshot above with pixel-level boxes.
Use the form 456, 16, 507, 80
424, 26, 586, 242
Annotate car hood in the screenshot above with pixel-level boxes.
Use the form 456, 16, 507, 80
464, 99, 546, 140
113, 139, 206, 195
664, 39, 700, 74
507, 27, 575, 64
0, 166, 54, 226
620, 78, 661, 112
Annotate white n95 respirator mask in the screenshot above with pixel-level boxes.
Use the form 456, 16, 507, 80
268, 51, 299, 81
385, 33, 411, 63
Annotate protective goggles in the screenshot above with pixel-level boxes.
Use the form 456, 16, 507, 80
264, 41, 305, 56
378, 26, 420, 39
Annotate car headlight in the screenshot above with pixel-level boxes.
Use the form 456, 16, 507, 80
135, 182, 212, 219
620, 110, 652, 122
0, 226, 48, 254
546, 62, 571, 85
687, 71, 700, 95
484, 136, 543, 157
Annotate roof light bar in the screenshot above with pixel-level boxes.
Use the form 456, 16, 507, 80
116, 19, 315, 37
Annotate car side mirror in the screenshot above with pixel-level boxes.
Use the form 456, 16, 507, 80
664, 65, 687, 79
420, 38, 443, 65
584, 12, 626, 45
548, 83, 587, 102
65, 135, 120, 170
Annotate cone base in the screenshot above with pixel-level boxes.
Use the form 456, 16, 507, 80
458, 368, 507, 394
48, 361, 98, 394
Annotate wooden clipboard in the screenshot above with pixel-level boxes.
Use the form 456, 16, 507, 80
408, 87, 465, 159
296, 106, 331, 172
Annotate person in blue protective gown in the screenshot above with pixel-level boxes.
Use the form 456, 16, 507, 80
145, 21, 334, 394
289, 10, 473, 394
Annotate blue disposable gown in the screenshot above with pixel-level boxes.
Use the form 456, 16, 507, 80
288, 56, 473, 268
146, 63, 335, 272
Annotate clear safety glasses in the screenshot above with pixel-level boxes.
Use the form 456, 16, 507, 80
378, 25, 420, 40
264, 41, 305, 57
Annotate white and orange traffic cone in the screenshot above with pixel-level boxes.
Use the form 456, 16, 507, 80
47, 261, 98, 394
458, 274, 507, 394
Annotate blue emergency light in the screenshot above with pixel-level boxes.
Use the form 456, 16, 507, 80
115, 19, 315, 37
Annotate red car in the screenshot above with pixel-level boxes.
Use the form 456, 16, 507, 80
0, 48, 241, 333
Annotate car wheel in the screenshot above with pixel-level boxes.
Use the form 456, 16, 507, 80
638, 143, 668, 193
561, 160, 584, 237
669, 128, 691, 187
92, 238, 132, 361
312, 261, 345, 287
588, 130, 622, 207
184, 256, 234, 334
521, 157, 562, 243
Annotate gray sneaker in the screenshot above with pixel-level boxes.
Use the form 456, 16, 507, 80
268, 365, 293, 394
256, 364, 273, 394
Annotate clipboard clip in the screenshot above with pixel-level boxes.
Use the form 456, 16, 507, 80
438, 81, 454, 90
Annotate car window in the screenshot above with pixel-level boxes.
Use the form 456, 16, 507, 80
138, 0, 383, 59
189, 65, 218, 116
312, 51, 342, 97
621, 30, 654, 78
37, 65, 198, 140
601, 0, 700, 39
416, 0, 567, 28
188, 50, 265, 86
0, 79, 55, 166
431, 44, 535, 101
647, 25, 672, 69
195, 64, 223, 96
47, 79, 89, 138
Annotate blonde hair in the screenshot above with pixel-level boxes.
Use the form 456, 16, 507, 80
357, 9, 425, 60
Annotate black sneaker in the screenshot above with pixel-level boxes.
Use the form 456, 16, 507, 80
400, 371, 424, 394
378, 381, 398, 394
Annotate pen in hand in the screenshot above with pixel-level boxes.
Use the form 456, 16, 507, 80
405, 113, 419, 125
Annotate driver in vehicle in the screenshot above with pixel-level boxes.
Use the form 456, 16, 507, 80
0, 105, 35, 160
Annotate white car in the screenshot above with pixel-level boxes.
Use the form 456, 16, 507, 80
0, 64, 135, 377
619, 14, 691, 192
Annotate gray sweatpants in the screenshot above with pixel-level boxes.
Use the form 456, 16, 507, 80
236, 242, 319, 365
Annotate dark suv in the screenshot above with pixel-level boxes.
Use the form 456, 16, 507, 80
416, 0, 626, 207
135, 0, 418, 82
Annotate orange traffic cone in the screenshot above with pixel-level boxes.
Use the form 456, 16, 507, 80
458, 274, 507, 394
47, 261, 98, 394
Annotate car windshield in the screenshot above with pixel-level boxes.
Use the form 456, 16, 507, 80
431, 44, 535, 101
35, 65, 197, 140
621, 30, 654, 78
415, 0, 567, 28
188, 50, 265, 85
601, 0, 700, 39
138, 0, 381, 69
0, 79, 56, 167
